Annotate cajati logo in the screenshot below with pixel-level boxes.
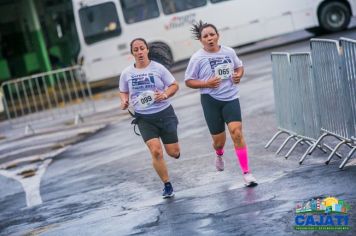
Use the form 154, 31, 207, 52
294, 196, 351, 231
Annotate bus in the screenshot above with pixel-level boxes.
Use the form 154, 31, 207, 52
72, 0, 356, 82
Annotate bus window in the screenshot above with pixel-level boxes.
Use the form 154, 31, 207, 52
210, 0, 231, 3
160, 0, 207, 15
120, 0, 160, 24
79, 2, 121, 45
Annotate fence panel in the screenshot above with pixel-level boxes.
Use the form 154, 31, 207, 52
1, 66, 95, 128
290, 53, 320, 141
310, 39, 353, 140
271, 53, 292, 132
268, 38, 355, 167
340, 37, 356, 141
338, 37, 356, 168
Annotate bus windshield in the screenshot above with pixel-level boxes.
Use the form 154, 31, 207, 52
79, 2, 121, 45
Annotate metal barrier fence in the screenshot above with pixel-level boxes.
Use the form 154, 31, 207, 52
339, 37, 356, 168
290, 53, 320, 142
268, 53, 293, 147
305, 39, 355, 166
0, 65, 96, 131
267, 53, 333, 160
341, 37, 356, 141
266, 37, 356, 169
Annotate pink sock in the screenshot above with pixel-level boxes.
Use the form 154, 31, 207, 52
235, 146, 249, 173
216, 149, 224, 156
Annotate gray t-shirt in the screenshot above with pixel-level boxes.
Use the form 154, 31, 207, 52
185, 45, 243, 101
119, 60, 175, 114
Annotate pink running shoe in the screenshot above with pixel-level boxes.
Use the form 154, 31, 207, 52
215, 155, 224, 171
243, 173, 258, 187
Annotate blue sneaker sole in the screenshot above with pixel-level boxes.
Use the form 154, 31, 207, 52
162, 192, 175, 199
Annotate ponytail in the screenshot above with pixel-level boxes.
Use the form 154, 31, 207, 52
191, 20, 219, 40
130, 38, 173, 69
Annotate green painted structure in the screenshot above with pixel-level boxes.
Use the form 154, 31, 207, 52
0, 0, 79, 82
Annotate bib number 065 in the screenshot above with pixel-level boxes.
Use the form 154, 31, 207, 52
215, 64, 232, 80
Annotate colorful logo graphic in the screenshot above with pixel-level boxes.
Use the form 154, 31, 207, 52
164, 13, 196, 30
294, 196, 351, 231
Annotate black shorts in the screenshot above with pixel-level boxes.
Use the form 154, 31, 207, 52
200, 94, 242, 135
136, 105, 179, 144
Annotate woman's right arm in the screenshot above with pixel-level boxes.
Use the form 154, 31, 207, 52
119, 92, 129, 110
185, 55, 221, 89
119, 71, 130, 110
185, 77, 221, 89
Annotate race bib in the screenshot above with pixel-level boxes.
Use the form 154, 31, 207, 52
136, 91, 155, 109
215, 64, 232, 80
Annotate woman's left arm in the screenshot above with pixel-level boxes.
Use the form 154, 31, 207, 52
232, 67, 244, 84
155, 81, 179, 102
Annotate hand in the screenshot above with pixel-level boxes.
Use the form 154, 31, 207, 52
232, 72, 242, 84
206, 76, 221, 88
154, 91, 168, 102
120, 100, 129, 110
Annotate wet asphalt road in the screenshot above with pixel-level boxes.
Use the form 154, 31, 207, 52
0, 28, 356, 236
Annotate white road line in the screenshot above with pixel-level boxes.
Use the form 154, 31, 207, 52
0, 147, 69, 207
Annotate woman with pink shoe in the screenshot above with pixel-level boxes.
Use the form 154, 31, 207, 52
184, 21, 257, 187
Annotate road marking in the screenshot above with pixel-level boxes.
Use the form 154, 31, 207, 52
0, 147, 69, 207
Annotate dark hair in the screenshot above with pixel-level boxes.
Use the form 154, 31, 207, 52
130, 38, 173, 69
191, 20, 219, 40
130, 38, 148, 54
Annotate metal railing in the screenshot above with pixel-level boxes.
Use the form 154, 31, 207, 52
267, 53, 293, 149
266, 38, 356, 169
339, 37, 356, 168
1, 65, 96, 131
267, 53, 334, 160
303, 39, 354, 166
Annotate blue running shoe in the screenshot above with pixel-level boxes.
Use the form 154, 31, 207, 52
162, 182, 174, 198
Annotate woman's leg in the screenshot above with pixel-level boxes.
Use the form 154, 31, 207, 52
212, 132, 226, 171
227, 121, 257, 186
227, 121, 249, 173
212, 132, 226, 151
164, 143, 180, 159
200, 94, 226, 170
222, 98, 250, 174
146, 138, 170, 183
227, 121, 246, 147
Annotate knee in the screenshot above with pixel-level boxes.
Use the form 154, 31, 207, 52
231, 128, 243, 141
151, 148, 163, 160
168, 149, 180, 159
171, 151, 180, 159
214, 143, 224, 150
212, 140, 224, 150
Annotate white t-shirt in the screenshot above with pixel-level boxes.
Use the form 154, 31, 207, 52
185, 45, 243, 101
119, 60, 175, 114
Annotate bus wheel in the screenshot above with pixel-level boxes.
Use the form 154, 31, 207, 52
148, 42, 173, 69
318, 1, 351, 32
